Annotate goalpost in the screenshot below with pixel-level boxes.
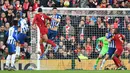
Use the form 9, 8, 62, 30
31, 7, 130, 70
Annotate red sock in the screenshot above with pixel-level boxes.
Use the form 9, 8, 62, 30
40, 44, 44, 55
112, 56, 122, 68
46, 39, 56, 47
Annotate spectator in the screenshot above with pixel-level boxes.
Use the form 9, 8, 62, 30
63, 16, 75, 41
6, 8, 15, 25
84, 37, 93, 57
1, 0, 10, 12
90, 16, 97, 26
100, 0, 107, 8
0, 12, 7, 26
15, 0, 21, 11
96, 17, 105, 28
56, 0, 64, 7
78, 19, 86, 46
23, 0, 30, 16
71, 0, 80, 7
124, 15, 130, 28
123, 24, 130, 43
80, 0, 89, 8
0, 25, 6, 43
5, 23, 10, 31
47, 0, 55, 7
88, 0, 96, 8
85, 16, 91, 25
27, 6, 34, 24
32, 0, 39, 11
120, 1, 126, 8
113, 18, 119, 28
40, 0, 48, 7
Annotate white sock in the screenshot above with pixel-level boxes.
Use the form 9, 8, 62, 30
6, 55, 11, 66
100, 59, 106, 68
11, 54, 16, 67
16, 46, 20, 56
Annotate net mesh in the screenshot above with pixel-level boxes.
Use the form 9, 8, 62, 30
30, 8, 130, 70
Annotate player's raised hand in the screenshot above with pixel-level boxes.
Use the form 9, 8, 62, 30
49, 16, 52, 18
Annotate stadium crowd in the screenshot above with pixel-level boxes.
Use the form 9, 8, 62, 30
0, 0, 130, 60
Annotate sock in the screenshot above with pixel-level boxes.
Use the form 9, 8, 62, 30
16, 46, 20, 56
11, 54, 16, 67
95, 58, 100, 65
6, 55, 11, 66
40, 44, 44, 55
46, 39, 56, 47
100, 59, 106, 68
112, 56, 122, 68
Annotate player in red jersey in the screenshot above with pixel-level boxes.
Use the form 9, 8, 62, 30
109, 29, 126, 70
32, 8, 58, 56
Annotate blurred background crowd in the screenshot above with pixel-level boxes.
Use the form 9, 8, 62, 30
0, 0, 130, 60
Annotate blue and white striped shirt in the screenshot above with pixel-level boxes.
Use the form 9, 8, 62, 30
50, 14, 61, 28
107, 32, 116, 48
6, 26, 18, 44
18, 18, 29, 34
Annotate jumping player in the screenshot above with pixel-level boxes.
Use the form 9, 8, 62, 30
93, 33, 109, 70
5, 20, 19, 70
100, 26, 116, 70
109, 29, 126, 70
48, 7, 61, 41
17, 13, 29, 56
32, 8, 58, 56
40, 7, 61, 59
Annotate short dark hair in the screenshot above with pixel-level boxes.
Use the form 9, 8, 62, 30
16, 13, 21, 19
52, 7, 57, 10
114, 28, 119, 34
13, 20, 18, 26
38, 8, 42, 12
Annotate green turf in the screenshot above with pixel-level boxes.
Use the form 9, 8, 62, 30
0, 70, 130, 73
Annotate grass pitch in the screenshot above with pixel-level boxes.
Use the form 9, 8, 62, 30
0, 70, 130, 73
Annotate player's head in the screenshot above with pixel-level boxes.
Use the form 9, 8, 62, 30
16, 13, 22, 19
110, 25, 114, 29
52, 7, 57, 15
13, 19, 18, 26
114, 28, 119, 34
38, 8, 42, 13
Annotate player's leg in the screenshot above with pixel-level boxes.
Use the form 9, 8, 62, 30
40, 38, 44, 56
94, 51, 104, 70
99, 54, 109, 70
112, 49, 123, 69
41, 28, 58, 52
100, 48, 115, 70
5, 44, 12, 70
5, 54, 11, 70
10, 44, 16, 71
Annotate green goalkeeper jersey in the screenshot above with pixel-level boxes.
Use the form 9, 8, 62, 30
96, 37, 109, 55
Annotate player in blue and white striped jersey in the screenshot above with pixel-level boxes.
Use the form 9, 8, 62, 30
48, 7, 61, 41
16, 14, 29, 56
100, 25, 116, 70
17, 14, 29, 45
5, 20, 19, 70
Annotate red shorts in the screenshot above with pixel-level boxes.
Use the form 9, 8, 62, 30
39, 27, 48, 36
114, 48, 123, 56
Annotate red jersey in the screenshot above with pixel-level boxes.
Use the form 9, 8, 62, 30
112, 34, 125, 49
32, 13, 51, 28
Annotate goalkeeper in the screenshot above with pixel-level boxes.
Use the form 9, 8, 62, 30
93, 33, 109, 70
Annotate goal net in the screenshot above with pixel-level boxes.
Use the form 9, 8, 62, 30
31, 8, 130, 70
